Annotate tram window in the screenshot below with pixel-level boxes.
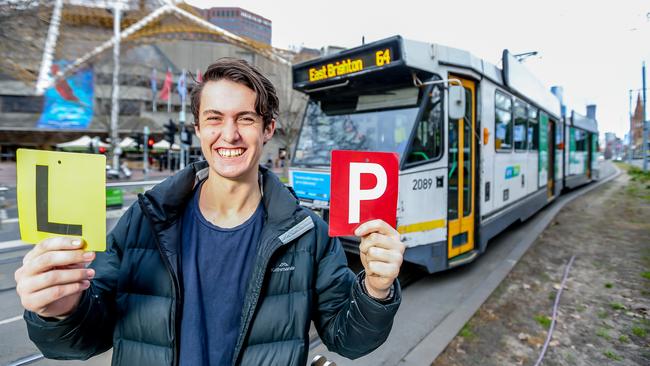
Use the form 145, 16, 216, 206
495, 90, 512, 151
513, 100, 527, 151
527, 107, 539, 151
556, 123, 564, 149
405, 85, 444, 165
575, 129, 587, 151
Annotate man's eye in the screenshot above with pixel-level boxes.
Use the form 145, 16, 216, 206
239, 117, 256, 124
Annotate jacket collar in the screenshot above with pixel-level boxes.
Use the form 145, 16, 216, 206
139, 161, 303, 229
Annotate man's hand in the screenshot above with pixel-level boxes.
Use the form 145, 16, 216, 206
355, 219, 405, 299
15, 237, 95, 319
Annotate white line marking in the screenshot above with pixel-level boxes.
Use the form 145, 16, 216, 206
2, 218, 18, 223
0, 240, 28, 251
0, 315, 22, 326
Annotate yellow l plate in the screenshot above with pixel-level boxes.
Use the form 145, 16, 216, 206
17, 149, 106, 252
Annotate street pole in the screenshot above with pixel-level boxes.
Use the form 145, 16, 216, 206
179, 69, 186, 169
643, 62, 648, 171
143, 126, 150, 176
110, 1, 123, 171
629, 89, 633, 162
167, 69, 172, 172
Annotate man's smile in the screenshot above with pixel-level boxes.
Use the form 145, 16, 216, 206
216, 147, 246, 158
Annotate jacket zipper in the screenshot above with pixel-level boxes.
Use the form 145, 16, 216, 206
138, 198, 182, 366
231, 214, 314, 365
231, 235, 289, 366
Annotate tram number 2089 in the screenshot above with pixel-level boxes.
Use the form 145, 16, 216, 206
412, 178, 433, 191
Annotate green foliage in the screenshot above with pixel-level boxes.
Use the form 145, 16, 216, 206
534, 314, 551, 329
628, 166, 650, 184
631, 326, 647, 338
597, 310, 609, 319
618, 335, 629, 343
603, 350, 623, 361
610, 302, 626, 311
596, 328, 610, 340
641, 271, 650, 280
459, 323, 476, 340
604, 282, 613, 289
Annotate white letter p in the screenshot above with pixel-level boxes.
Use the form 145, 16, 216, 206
348, 162, 387, 224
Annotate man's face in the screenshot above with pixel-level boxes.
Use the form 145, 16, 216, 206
196, 79, 275, 180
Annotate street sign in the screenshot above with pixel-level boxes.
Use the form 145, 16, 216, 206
328, 150, 398, 237
16, 149, 106, 251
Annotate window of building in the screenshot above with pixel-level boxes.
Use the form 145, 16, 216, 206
513, 99, 527, 151
0, 95, 44, 113
495, 90, 512, 151
527, 106, 538, 150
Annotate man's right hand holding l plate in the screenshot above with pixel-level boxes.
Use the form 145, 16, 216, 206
15, 237, 96, 319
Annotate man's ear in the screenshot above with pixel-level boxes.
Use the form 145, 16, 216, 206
263, 119, 276, 143
194, 122, 200, 138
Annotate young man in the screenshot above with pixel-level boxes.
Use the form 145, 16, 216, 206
15, 58, 405, 365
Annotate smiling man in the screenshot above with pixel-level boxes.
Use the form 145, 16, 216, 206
16, 58, 405, 366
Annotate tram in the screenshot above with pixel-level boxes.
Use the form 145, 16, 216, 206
288, 36, 598, 273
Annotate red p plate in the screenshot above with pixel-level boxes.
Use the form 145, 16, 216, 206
328, 150, 399, 237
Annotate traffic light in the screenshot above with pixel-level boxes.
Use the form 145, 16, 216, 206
131, 133, 144, 151
147, 137, 155, 149
165, 119, 177, 145
180, 125, 193, 145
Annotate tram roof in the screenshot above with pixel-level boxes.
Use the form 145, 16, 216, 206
292, 35, 561, 119
570, 110, 598, 134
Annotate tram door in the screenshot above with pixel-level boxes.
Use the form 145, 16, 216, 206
547, 120, 555, 198
586, 134, 592, 179
447, 76, 476, 258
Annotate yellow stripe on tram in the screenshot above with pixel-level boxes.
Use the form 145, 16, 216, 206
397, 219, 446, 234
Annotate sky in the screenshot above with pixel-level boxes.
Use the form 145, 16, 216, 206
187, 0, 650, 140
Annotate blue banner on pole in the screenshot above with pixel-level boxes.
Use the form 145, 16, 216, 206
37, 61, 94, 129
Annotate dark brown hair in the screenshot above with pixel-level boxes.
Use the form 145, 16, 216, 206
190, 58, 279, 129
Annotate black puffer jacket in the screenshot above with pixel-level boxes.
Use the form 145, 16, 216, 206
25, 162, 401, 365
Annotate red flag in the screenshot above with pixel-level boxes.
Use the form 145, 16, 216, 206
196, 68, 203, 83
159, 70, 173, 101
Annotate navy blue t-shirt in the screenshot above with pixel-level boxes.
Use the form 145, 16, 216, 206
179, 182, 264, 366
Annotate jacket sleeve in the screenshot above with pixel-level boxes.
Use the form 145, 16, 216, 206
23, 205, 136, 360
312, 217, 402, 360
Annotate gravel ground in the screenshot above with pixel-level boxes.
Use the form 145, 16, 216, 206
433, 167, 650, 366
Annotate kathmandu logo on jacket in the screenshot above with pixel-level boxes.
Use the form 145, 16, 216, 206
271, 262, 295, 273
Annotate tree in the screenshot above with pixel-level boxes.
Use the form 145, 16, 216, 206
276, 90, 308, 175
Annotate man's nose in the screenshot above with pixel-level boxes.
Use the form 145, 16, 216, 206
221, 119, 241, 142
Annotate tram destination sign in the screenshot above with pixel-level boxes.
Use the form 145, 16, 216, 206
293, 40, 402, 86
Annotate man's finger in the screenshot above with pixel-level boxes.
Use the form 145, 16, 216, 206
364, 246, 402, 264
354, 219, 399, 240
23, 237, 85, 264
21, 281, 90, 312
359, 232, 400, 254
22, 250, 95, 276
18, 268, 95, 294
366, 260, 400, 279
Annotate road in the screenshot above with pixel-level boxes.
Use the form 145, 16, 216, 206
0, 162, 616, 365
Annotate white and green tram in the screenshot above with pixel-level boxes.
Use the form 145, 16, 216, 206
289, 36, 598, 273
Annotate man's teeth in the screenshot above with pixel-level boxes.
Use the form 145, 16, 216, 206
218, 148, 244, 157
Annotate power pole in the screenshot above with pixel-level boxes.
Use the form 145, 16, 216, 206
110, 1, 123, 171
643, 62, 648, 171
629, 89, 633, 162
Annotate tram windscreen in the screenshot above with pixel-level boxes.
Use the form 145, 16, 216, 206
293, 87, 420, 166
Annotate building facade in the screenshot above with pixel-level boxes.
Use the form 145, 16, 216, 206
199, 7, 272, 45
631, 93, 645, 157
